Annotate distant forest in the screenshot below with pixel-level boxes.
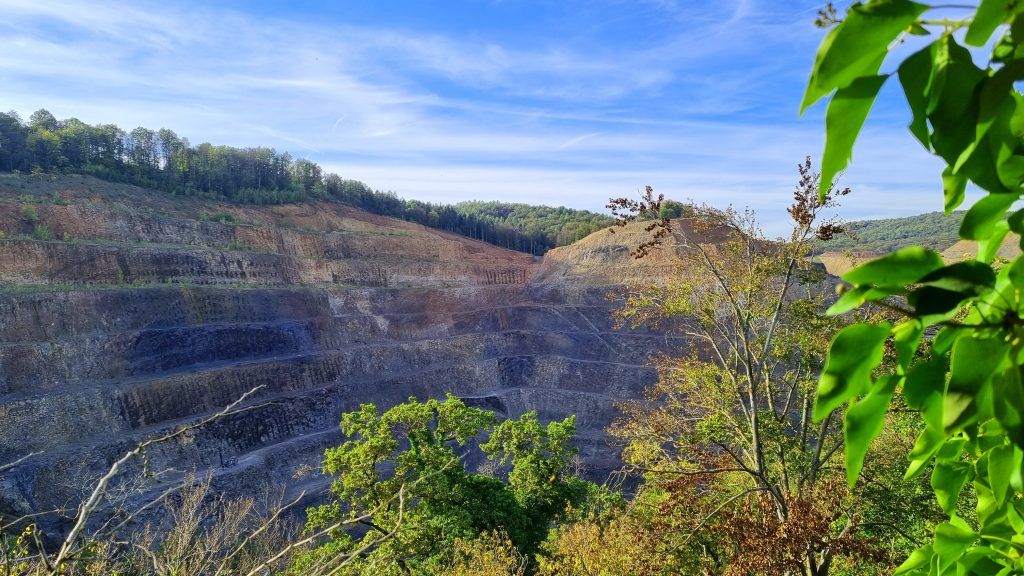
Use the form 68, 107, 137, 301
0, 109, 613, 255
818, 210, 965, 253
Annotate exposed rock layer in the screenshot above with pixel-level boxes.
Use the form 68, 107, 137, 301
0, 175, 677, 533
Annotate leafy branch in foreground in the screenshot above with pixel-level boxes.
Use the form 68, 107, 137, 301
804, 1, 1024, 573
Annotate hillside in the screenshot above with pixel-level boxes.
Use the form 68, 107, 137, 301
819, 211, 965, 253
0, 110, 610, 255
815, 210, 1021, 275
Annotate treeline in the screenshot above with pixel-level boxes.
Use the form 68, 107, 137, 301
0, 109, 611, 255
817, 210, 965, 253
454, 201, 614, 251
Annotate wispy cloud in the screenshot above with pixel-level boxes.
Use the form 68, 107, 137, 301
0, 0, 942, 234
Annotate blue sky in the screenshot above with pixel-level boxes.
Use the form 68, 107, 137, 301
0, 0, 952, 235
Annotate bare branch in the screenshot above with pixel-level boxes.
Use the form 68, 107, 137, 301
48, 385, 268, 574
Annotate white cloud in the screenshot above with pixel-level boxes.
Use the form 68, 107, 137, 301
0, 0, 949, 234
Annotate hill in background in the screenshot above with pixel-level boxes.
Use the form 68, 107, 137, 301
816, 210, 1020, 275
820, 211, 965, 253
0, 109, 611, 255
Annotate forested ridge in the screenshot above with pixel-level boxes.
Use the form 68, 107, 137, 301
0, 109, 612, 255
818, 210, 965, 253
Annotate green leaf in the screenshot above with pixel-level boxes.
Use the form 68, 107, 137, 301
929, 37, 988, 173
904, 356, 946, 411
960, 193, 1017, 240
894, 544, 933, 574
987, 443, 1018, 506
842, 246, 944, 287
932, 459, 973, 514
899, 42, 938, 148
802, 0, 928, 112
918, 261, 997, 293
959, 550, 1009, 575
950, 63, 1015, 177
993, 366, 1024, 447
966, 0, 1011, 47
933, 518, 977, 565
907, 426, 945, 479
820, 75, 888, 199
1009, 256, 1024, 288
978, 220, 1010, 264
1009, 208, 1024, 234
936, 436, 967, 461
908, 260, 997, 320
908, 22, 930, 35
893, 319, 923, 372
845, 374, 899, 486
945, 336, 1009, 432
932, 326, 963, 355
943, 164, 968, 213
827, 285, 869, 316
1011, 446, 1024, 492
907, 286, 968, 320
826, 284, 904, 315
816, 322, 892, 420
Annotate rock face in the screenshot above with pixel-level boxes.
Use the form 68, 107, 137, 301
0, 175, 685, 534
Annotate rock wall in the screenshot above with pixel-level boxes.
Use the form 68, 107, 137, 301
0, 175, 674, 534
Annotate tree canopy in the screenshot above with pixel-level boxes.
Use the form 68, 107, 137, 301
293, 395, 600, 575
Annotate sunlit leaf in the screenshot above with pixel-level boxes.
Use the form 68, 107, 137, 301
988, 444, 1018, 506
966, 0, 1011, 47
960, 193, 1017, 240
993, 366, 1024, 447
842, 246, 944, 286
933, 517, 976, 564
894, 544, 933, 574
932, 459, 973, 514
946, 336, 1008, 432
845, 374, 899, 485
942, 165, 968, 213
802, 0, 927, 112
918, 261, 996, 293
893, 319, 923, 372
816, 322, 892, 420
898, 42, 937, 148
820, 74, 888, 199
826, 284, 904, 315
907, 426, 945, 479
977, 220, 1010, 263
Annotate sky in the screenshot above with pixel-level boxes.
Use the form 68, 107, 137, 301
0, 0, 957, 235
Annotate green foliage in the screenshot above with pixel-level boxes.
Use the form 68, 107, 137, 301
299, 395, 597, 575
19, 204, 38, 224
453, 201, 613, 252
202, 211, 236, 225
806, 2, 1024, 572
30, 224, 52, 241
818, 211, 966, 253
